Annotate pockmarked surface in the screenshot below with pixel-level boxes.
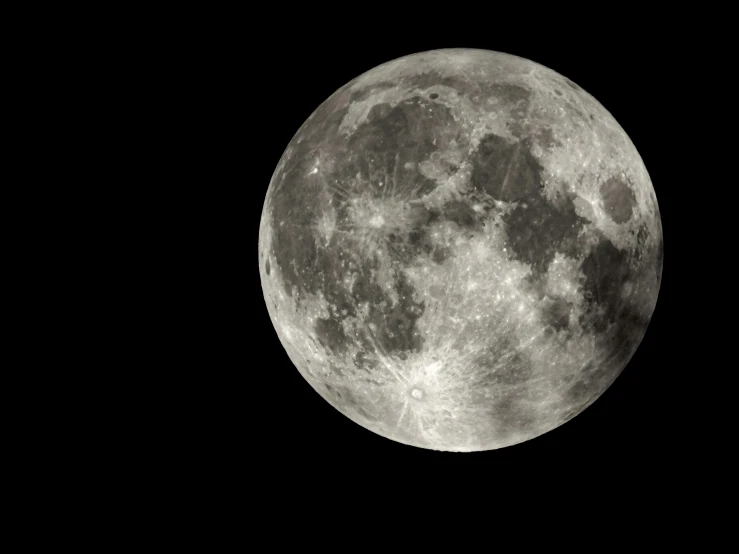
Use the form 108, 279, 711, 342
259, 49, 662, 451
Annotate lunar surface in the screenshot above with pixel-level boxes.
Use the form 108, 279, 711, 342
259, 49, 662, 451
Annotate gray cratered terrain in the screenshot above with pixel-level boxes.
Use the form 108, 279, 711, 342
259, 49, 663, 451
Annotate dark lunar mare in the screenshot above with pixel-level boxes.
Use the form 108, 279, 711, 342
465, 127, 658, 434
346, 96, 464, 199
469, 132, 588, 281
600, 177, 636, 223
580, 239, 632, 333
269, 86, 472, 361
269, 90, 351, 301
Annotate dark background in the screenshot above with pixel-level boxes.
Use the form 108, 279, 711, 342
245, 22, 687, 470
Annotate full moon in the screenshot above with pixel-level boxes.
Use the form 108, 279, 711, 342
259, 49, 663, 451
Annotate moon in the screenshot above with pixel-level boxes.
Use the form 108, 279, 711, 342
259, 49, 663, 451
